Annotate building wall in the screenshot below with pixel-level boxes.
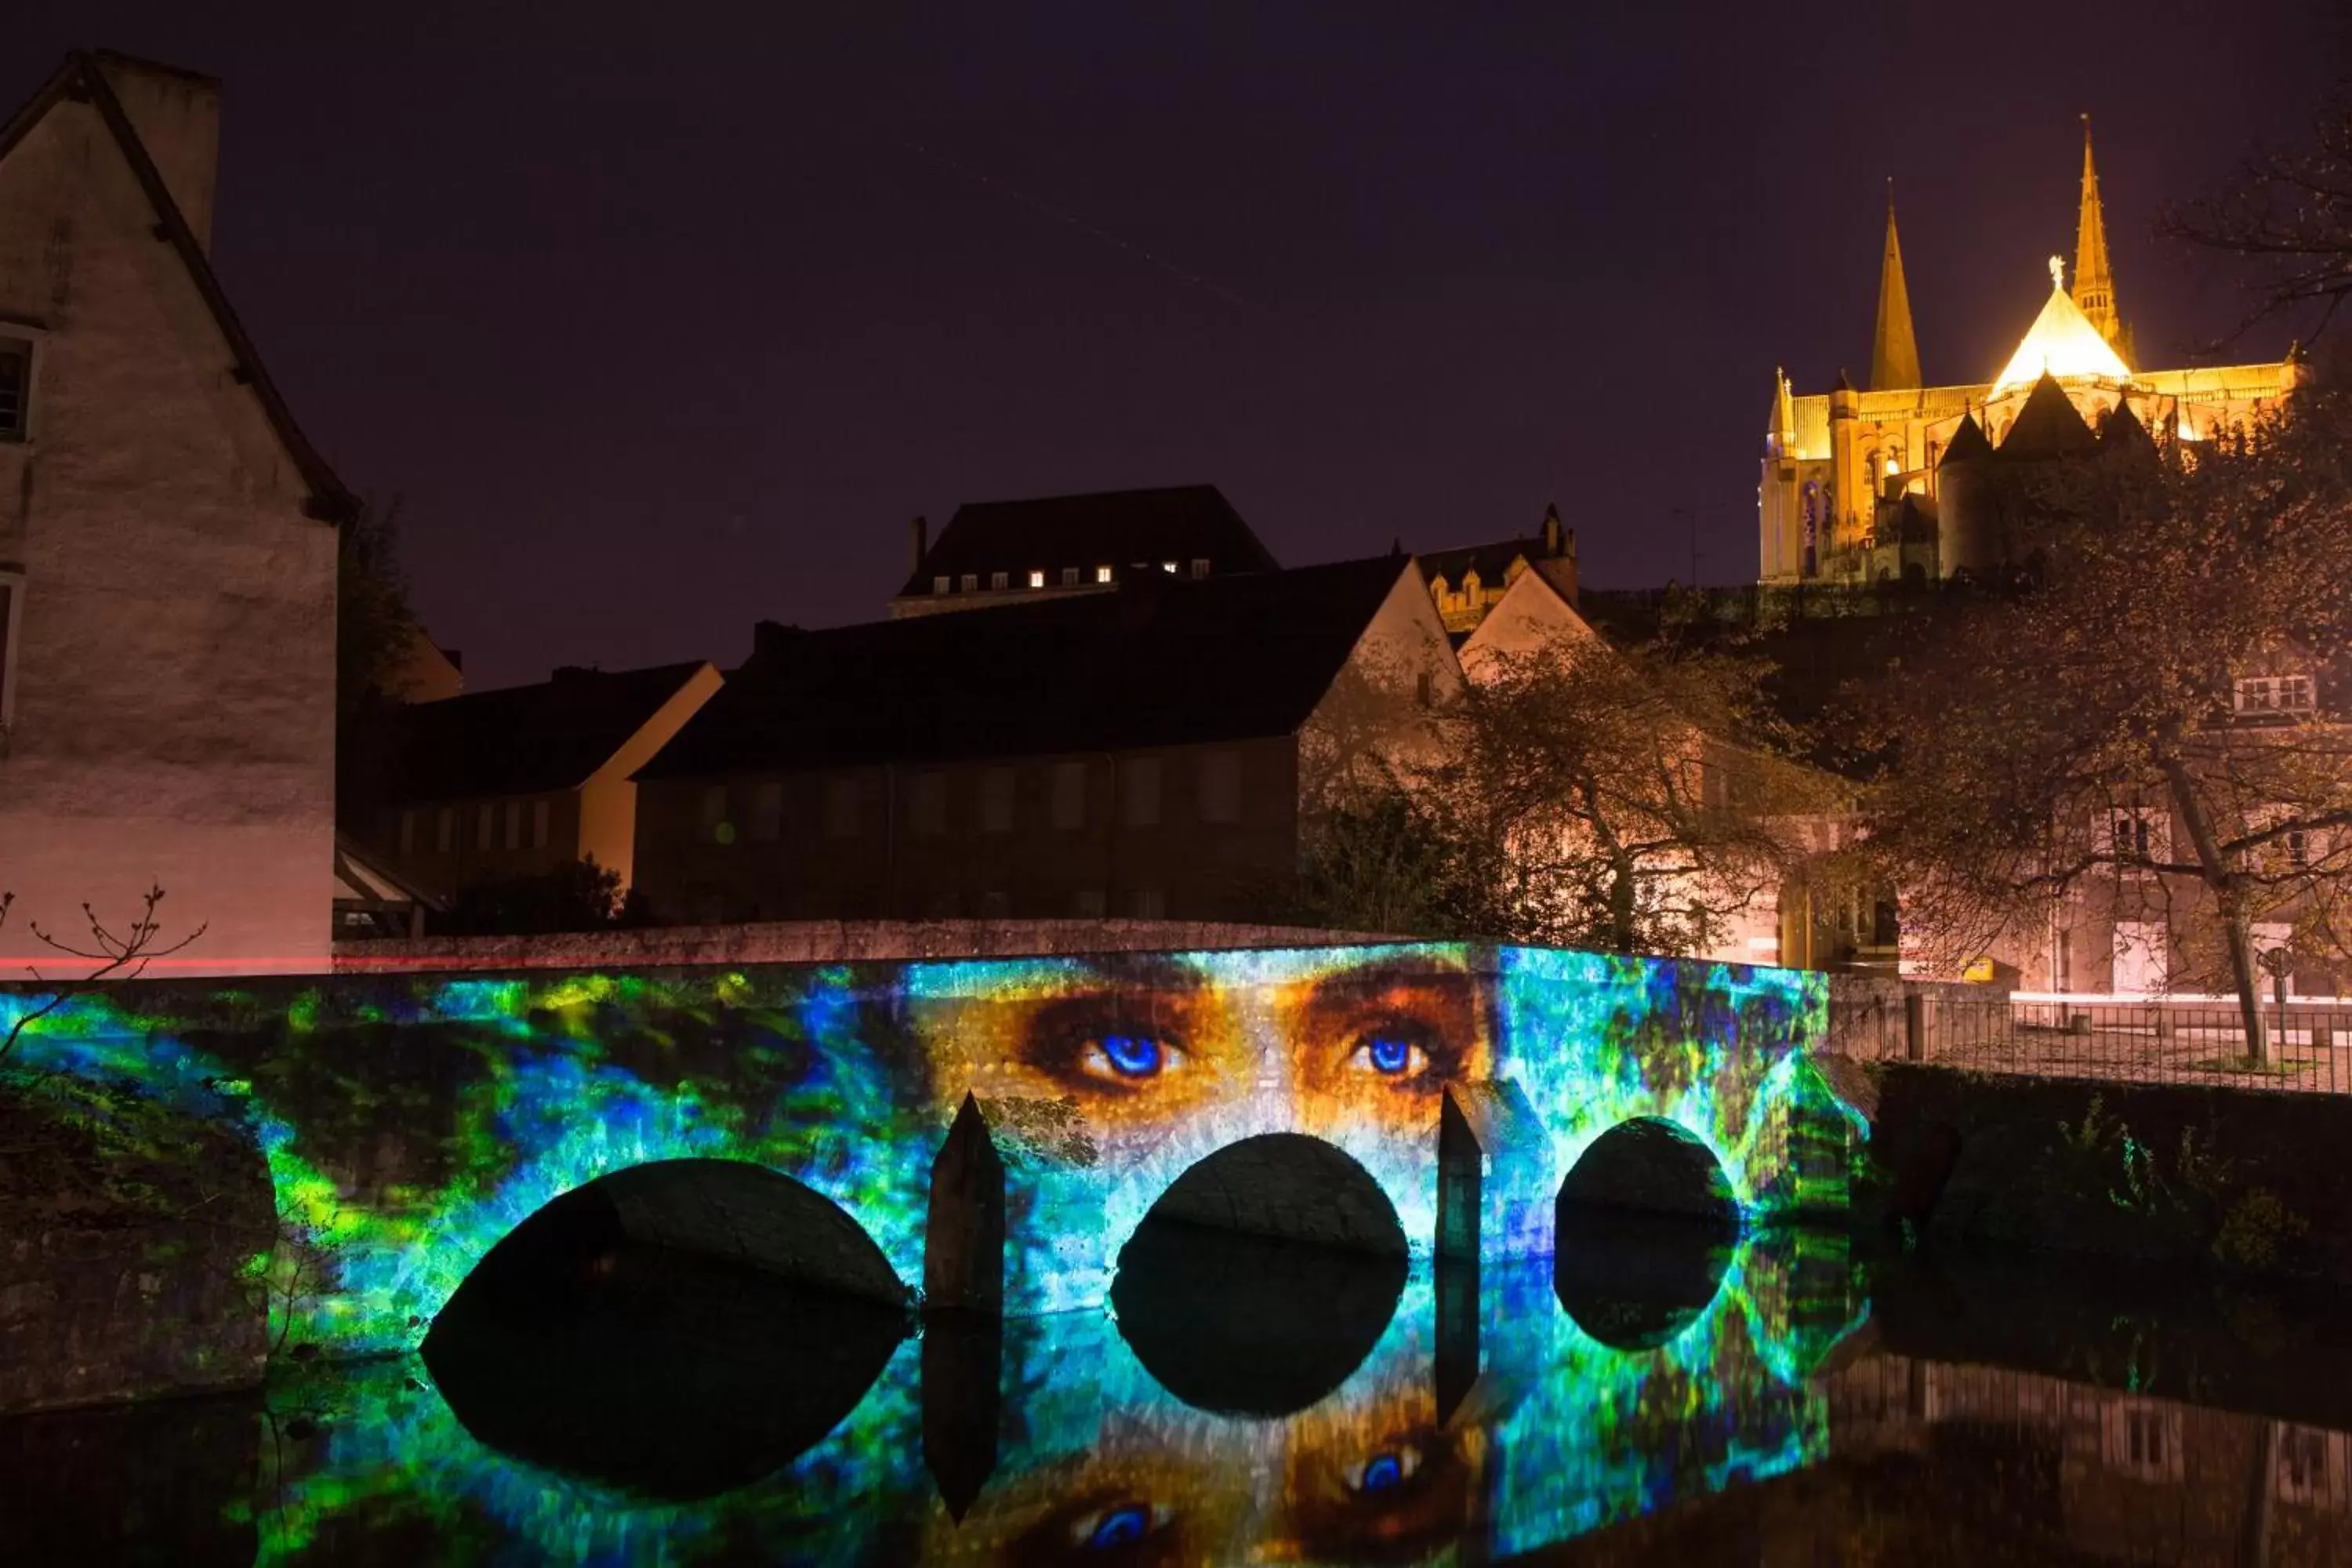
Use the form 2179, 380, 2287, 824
385, 789, 583, 895
634, 735, 1305, 924
0, 68, 336, 975
579, 662, 721, 887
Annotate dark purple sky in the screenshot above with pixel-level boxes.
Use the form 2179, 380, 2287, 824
15, 3, 2344, 686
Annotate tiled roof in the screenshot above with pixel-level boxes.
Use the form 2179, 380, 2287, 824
645, 557, 1414, 777
395, 662, 713, 800
898, 485, 1278, 597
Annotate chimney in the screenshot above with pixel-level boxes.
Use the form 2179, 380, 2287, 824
91, 53, 221, 252
1541, 502, 1563, 557
909, 514, 929, 576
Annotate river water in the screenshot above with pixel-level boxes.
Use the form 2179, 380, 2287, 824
9, 1218, 2352, 1565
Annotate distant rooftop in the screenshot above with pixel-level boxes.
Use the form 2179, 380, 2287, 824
649, 556, 1413, 779
896, 484, 1279, 603
395, 661, 714, 800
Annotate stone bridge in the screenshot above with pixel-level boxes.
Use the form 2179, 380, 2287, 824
5, 941, 1857, 1357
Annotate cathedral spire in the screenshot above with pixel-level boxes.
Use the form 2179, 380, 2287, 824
1870, 180, 1923, 390
2071, 114, 2127, 361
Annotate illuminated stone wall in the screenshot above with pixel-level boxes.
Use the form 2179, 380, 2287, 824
1, 942, 1855, 1357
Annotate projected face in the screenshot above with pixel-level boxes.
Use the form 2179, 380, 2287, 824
1279, 955, 1491, 1131
918, 1438, 1250, 1566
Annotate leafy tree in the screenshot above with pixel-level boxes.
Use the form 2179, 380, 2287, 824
1292, 623, 1835, 956
1862, 384, 2352, 1062
435, 857, 648, 936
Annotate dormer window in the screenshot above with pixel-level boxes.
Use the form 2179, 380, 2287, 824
1190, 558, 1210, 579
933, 575, 950, 594
960, 573, 978, 592
1028, 570, 1045, 588
1096, 565, 1113, 584
990, 571, 1009, 590
1061, 567, 1080, 586
1161, 560, 1178, 574
2236, 674, 2314, 716
0, 338, 30, 441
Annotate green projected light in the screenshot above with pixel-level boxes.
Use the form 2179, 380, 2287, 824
2, 942, 1850, 1352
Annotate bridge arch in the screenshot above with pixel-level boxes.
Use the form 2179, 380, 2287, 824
423, 1159, 910, 1498
1552, 1118, 1740, 1351
1109, 1134, 1409, 1415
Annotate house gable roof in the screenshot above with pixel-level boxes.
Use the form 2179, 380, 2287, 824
0, 52, 353, 521
648, 557, 1417, 779
395, 661, 717, 800
898, 484, 1279, 597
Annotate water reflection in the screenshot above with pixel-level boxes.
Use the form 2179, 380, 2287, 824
28, 1225, 2352, 1564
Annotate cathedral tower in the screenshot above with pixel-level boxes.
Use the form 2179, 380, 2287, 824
1871, 183, 1922, 390
2070, 114, 2132, 361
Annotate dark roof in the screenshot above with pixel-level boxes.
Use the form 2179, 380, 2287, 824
395, 662, 712, 800
645, 557, 1414, 778
2100, 396, 2154, 452
1417, 536, 1554, 588
1940, 412, 1994, 466
0, 53, 354, 521
898, 485, 1278, 597
1999, 373, 2099, 459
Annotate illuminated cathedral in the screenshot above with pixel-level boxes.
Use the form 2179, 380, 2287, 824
1758, 119, 2301, 585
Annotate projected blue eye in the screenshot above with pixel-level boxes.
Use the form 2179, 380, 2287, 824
1348, 1023, 1431, 1080
1343, 1446, 1422, 1495
1084, 1504, 1152, 1548
1073, 1029, 1186, 1087
1099, 1034, 1160, 1076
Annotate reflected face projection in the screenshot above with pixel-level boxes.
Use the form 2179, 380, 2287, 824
1277, 1408, 1486, 1565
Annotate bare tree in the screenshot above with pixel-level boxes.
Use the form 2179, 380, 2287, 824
0, 884, 206, 1063
1404, 626, 1837, 956
1864, 390, 2352, 1063
2161, 93, 2352, 344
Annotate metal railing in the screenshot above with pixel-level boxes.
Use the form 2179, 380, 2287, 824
1824, 983, 2352, 1094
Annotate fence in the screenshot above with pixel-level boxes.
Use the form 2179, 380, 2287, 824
1823, 978, 2352, 1094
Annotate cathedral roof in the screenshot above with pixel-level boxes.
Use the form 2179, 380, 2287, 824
1991, 262, 2133, 393
1940, 412, 1994, 466
1999, 372, 2100, 458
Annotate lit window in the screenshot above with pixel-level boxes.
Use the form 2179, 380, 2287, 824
2236, 674, 2315, 715
1061, 568, 1080, 586
0, 338, 29, 441
1190, 558, 1210, 579
960, 573, 978, 592
1161, 560, 1177, 574
990, 571, 1009, 590
1028, 570, 1045, 589
933, 575, 950, 593
1096, 565, 1113, 584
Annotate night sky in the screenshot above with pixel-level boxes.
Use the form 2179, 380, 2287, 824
13, 3, 2343, 686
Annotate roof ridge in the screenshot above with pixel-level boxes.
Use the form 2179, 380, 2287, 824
0, 53, 354, 521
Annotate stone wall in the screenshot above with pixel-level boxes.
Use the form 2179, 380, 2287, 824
1863, 1063, 2352, 1281
0, 1076, 275, 1412
332, 916, 1385, 971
